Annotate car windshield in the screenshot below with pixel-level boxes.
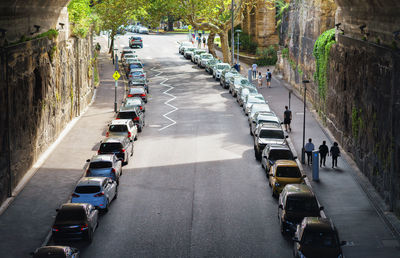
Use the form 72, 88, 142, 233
89, 161, 112, 168
34, 249, 68, 258
201, 54, 213, 59
126, 99, 141, 106
302, 231, 339, 248
251, 105, 271, 115
130, 71, 144, 76
248, 98, 265, 104
258, 120, 279, 127
129, 64, 143, 68
259, 130, 284, 139
117, 111, 137, 119
75, 185, 101, 194
129, 88, 145, 94
217, 64, 230, 70
286, 197, 319, 212
186, 48, 196, 52
276, 166, 301, 177
109, 125, 127, 132
269, 150, 293, 161
99, 143, 123, 152
55, 208, 85, 222
195, 51, 206, 55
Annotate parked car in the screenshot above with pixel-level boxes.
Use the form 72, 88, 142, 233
121, 53, 138, 64
192, 49, 207, 63
238, 88, 259, 107
121, 49, 135, 59
230, 77, 252, 97
183, 47, 197, 59
221, 68, 239, 88
98, 137, 133, 165
227, 75, 245, 94
268, 160, 305, 197
205, 59, 221, 74
117, 106, 145, 132
248, 110, 276, 127
213, 63, 231, 80
198, 53, 214, 68
106, 119, 138, 141
241, 92, 263, 108
30, 246, 80, 258
250, 112, 280, 136
138, 27, 149, 34
261, 144, 296, 173
278, 184, 324, 234
248, 103, 271, 118
71, 177, 117, 212
179, 42, 193, 54
52, 203, 99, 243
129, 78, 148, 93
125, 62, 143, 75
128, 70, 146, 81
123, 97, 145, 112
127, 86, 147, 103
244, 96, 268, 114
254, 123, 287, 160
293, 217, 346, 258
86, 154, 122, 183
129, 36, 143, 48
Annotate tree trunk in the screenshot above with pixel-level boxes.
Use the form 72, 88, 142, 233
219, 30, 231, 64
168, 15, 174, 31
207, 31, 216, 57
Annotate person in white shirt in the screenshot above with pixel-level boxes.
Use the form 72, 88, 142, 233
252, 63, 257, 79
304, 138, 315, 165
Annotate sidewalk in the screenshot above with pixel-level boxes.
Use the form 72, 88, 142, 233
0, 53, 125, 257
227, 53, 400, 256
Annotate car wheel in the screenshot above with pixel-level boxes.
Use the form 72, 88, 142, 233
212, 74, 215, 78
134, 135, 138, 141
255, 149, 261, 161
219, 80, 222, 86
138, 125, 142, 132
104, 199, 109, 213
114, 189, 118, 200
229, 89, 232, 93
86, 228, 93, 243
250, 128, 253, 136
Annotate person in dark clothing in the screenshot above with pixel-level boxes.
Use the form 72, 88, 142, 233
304, 138, 314, 166
330, 142, 340, 168
283, 106, 292, 132
318, 141, 329, 167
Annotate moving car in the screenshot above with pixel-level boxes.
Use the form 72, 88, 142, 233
106, 119, 138, 141
261, 144, 296, 173
117, 106, 145, 132
127, 86, 147, 103
129, 36, 143, 48
98, 137, 133, 165
213, 63, 231, 80
86, 154, 122, 184
30, 246, 80, 258
293, 217, 346, 258
254, 123, 287, 160
71, 177, 117, 212
268, 160, 305, 197
52, 203, 99, 243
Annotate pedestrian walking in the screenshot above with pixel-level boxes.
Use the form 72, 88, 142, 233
330, 142, 340, 168
257, 72, 262, 88
266, 69, 272, 87
252, 63, 258, 79
203, 37, 206, 48
197, 36, 201, 47
318, 141, 329, 167
233, 63, 239, 72
283, 106, 292, 132
304, 138, 314, 165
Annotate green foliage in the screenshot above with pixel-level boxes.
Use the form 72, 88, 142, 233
275, 0, 289, 30
313, 28, 336, 101
68, 0, 95, 38
8, 29, 59, 46
49, 45, 57, 62
255, 45, 278, 66
282, 48, 288, 59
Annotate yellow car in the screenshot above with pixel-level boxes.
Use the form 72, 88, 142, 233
268, 160, 306, 197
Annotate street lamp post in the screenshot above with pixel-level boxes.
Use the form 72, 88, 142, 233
301, 80, 310, 164
231, 0, 235, 66
235, 29, 242, 66
114, 48, 118, 113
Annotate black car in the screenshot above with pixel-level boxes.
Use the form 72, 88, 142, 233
52, 203, 98, 243
30, 246, 80, 258
98, 137, 133, 165
261, 144, 296, 174
278, 184, 324, 234
117, 106, 145, 132
293, 217, 346, 258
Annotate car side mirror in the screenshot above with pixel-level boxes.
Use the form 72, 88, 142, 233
320, 206, 324, 211
252, 121, 256, 123
55, 208, 59, 212
280, 122, 283, 125
292, 237, 300, 243
86, 159, 90, 162
130, 139, 133, 142
302, 175, 307, 178
340, 241, 347, 246
278, 204, 283, 209
293, 156, 297, 159
285, 135, 289, 138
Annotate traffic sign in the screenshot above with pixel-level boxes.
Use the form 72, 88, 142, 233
188, 25, 192, 30
113, 71, 120, 81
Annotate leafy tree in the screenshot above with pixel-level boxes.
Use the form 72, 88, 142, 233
68, 0, 97, 38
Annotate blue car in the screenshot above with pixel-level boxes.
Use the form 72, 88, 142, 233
86, 154, 122, 184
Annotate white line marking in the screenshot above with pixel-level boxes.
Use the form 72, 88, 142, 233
151, 67, 178, 131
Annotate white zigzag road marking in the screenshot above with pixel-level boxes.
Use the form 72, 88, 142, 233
151, 67, 178, 131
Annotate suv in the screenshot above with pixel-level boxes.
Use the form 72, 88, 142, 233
220, 68, 239, 88
86, 154, 122, 183
213, 63, 231, 80
192, 49, 207, 63
254, 124, 287, 160
261, 144, 296, 173
278, 184, 324, 234
293, 217, 346, 258
52, 203, 99, 243
97, 137, 133, 165
117, 106, 145, 132
268, 160, 305, 197
250, 113, 280, 136
106, 119, 138, 141
129, 36, 143, 48
127, 86, 147, 103
198, 53, 214, 68
205, 59, 221, 74
184, 47, 197, 59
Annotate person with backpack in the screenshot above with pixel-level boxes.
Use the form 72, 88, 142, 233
330, 142, 341, 168
283, 106, 292, 132
318, 141, 329, 167
266, 69, 272, 87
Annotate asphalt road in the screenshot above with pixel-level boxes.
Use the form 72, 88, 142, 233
72, 33, 293, 257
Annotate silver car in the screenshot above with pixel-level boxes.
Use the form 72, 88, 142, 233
230, 77, 252, 97
192, 49, 207, 63
213, 63, 231, 80
106, 119, 138, 141
238, 87, 258, 106
86, 154, 123, 184
250, 113, 281, 136
184, 47, 197, 59
248, 103, 271, 117
198, 53, 214, 68
244, 97, 267, 114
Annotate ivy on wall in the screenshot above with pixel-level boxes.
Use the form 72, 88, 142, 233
313, 28, 336, 100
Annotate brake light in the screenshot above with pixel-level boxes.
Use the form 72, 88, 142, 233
106, 132, 109, 137
127, 94, 133, 97
97, 150, 100, 154
111, 168, 116, 174
94, 192, 105, 197
128, 132, 132, 138
140, 106, 142, 110
140, 74, 144, 77
80, 224, 88, 231
72, 193, 80, 198
133, 117, 139, 121
121, 149, 126, 153
140, 94, 146, 97
52, 225, 59, 232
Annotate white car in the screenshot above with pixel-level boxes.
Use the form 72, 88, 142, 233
244, 96, 267, 114
71, 177, 118, 212
179, 42, 193, 54
248, 103, 271, 117
213, 63, 231, 80
106, 119, 138, 141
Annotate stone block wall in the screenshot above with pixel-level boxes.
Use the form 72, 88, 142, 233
0, 33, 94, 204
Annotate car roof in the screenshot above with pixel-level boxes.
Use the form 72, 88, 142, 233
275, 160, 298, 167
119, 106, 138, 112
259, 123, 282, 130
60, 203, 87, 210
257, 114, 279, 120
91, 154, 114, 162
77, 177, 105, 186
302, 217, 336, 232
283, 184, 315, 197
101, 137, 125, 143
110, 119, 130, 125
34, 246, 69, 255
268, 144, 291, 150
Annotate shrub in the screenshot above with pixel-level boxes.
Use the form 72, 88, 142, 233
255, 46, 278, 66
